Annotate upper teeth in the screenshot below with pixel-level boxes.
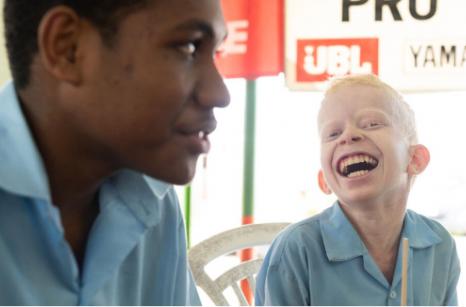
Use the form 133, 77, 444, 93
339, 154, 377, 174
198, 131, 206, 139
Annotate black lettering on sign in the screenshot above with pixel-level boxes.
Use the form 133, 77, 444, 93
409, 0, 437, 20
409, 44, 466, 69
342, 0, 438, 22
375, 0, 402, 21
440, 46, 456, 66
423, 45, 435, 67
410, 45, 422, 67
462, 46, 466, 67
342, 0, 369, 21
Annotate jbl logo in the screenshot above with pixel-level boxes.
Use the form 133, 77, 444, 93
296, 38, 379, 82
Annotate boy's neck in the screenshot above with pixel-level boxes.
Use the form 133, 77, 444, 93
338, 194, 407, 242
338, 199, 407, 284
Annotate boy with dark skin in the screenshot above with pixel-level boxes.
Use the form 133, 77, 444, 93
0, 0, 229, 304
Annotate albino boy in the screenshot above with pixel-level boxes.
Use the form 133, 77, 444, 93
255, 74, 460, 305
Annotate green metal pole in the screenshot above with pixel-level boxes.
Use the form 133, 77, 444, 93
240, 79, 257, 304
184, 185, 192, 248
242, 79, 257, 224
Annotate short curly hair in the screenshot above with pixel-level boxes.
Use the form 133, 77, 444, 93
3, 0, 150, 89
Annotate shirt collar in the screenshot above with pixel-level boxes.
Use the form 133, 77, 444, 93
320, 202, 367, 261
102, 170, 172, 228
0, 81, 52, 202
320, 202, 443, 262
143, 175, 171, 199
402, 209, 442, 248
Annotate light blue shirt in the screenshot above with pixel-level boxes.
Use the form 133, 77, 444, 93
0, 81, 201, 305
255, 202, 460, 306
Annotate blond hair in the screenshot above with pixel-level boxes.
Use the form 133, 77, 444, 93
320, 74, 418, 144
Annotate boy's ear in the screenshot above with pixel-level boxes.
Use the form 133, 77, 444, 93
37, 5, 84, 85
407, 144, 430, 176
318, 170, 332, 195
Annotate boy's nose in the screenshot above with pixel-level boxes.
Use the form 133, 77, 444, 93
339, 128, 363, 145
196, 61, 230, 109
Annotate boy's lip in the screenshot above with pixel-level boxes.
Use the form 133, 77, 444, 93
176, 119, 217, 136
175, 119, 217, 154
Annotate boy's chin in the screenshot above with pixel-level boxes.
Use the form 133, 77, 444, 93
336, 189, 383, 206
145, 160, 198, 186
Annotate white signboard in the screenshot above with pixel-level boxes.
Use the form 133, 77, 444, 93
285, 0, 466, 91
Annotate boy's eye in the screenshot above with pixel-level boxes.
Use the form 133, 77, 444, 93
325, 130, 341, 141
178, 41, 199, 57
364, 121, 383, 129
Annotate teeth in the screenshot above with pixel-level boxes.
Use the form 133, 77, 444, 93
198, 131, 205, 139
347, 170, 369, 178
339, 155, 376, 167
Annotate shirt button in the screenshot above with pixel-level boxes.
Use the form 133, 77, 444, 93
389, 291, 397, 299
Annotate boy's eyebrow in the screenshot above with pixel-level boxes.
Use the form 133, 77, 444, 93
355, 108, 391, 119
172, 19, 228, 42
318, 120, 339, 134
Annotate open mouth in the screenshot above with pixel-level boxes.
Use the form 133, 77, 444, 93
337, 153, 379, 178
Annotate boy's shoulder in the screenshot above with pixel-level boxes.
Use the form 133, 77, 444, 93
265, 206, 334, 263
406, 209, 456, 248
279, 206, 331, 240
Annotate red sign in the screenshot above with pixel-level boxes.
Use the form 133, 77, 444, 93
296, 38, 379, 82
217, 0, 284, 79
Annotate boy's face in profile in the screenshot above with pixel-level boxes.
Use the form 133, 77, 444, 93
317, 84, 413, 206
59, 0, 229, 185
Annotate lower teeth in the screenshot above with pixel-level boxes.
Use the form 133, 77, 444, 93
347, 170, 369, 178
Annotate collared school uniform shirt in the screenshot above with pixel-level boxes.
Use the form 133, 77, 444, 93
0, 81, 201, 305
255, 202, 460, 306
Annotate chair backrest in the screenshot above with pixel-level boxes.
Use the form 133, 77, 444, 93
188, 223, 290, 306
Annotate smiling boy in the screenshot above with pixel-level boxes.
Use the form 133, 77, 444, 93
255, 74, 460, 305
0, 0, 229, 304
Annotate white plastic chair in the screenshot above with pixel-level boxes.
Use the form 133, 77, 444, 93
188, 223, 290, 306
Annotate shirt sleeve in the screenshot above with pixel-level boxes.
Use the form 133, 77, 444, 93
443, 239, 461, 306
255, 233, 310, 305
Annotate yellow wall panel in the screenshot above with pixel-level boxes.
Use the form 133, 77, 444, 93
0, 0, 11, 83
